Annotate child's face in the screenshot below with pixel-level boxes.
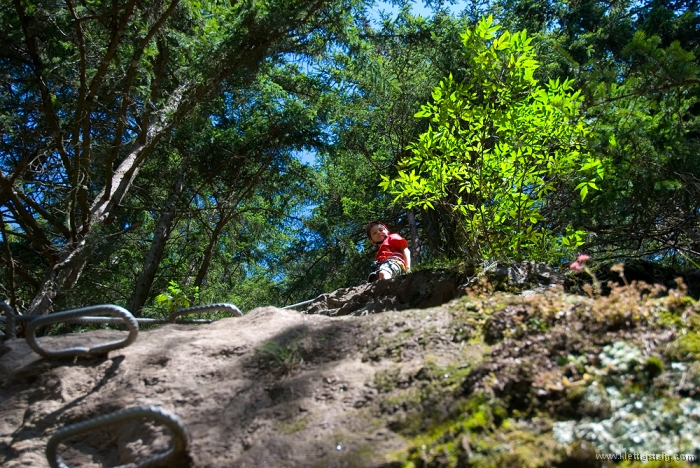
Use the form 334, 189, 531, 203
369, 224, 388, 244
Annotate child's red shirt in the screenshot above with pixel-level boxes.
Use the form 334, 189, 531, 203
376, 233, 408, 266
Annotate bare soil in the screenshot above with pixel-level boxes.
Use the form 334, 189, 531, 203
1, 269, 698, 468
0, 301, 477, 468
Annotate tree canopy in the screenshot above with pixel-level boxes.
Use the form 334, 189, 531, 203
1, 0, 699, 316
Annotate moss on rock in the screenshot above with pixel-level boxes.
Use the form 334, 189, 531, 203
374, 277, 700, 467
666, 332, 700, 361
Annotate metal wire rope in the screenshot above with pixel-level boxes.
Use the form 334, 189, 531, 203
2, 302, 243, 358
0, 315, 214, 325
0, 316, 213, 325
25, 305, 139, 359
46, 405, 190, 468
168, 303, 242, 323
1, 302, 245, 338
281, 298, 315, 310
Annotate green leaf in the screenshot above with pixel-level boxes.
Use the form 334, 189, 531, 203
154, 293, 170, 304
580, 185, 589, 201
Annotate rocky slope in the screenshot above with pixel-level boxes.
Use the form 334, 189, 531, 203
1, 268, 699, 467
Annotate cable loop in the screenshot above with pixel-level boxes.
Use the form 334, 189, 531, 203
46, 405, 190, 468
169, 303, 242, 323
25, 305, 139, 359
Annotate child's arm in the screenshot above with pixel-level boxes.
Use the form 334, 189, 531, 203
402, 247, 411, 271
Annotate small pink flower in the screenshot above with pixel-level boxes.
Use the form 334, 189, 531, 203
570, 261, 584, 272
577, 254, 590, 263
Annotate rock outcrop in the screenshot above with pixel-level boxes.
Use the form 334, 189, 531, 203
303, 263, 565, 316
304, 268, 473, 316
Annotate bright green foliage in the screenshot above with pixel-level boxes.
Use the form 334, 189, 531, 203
154, 281, 198, 314
278, 10, 471, 299
381, 16, 605, 262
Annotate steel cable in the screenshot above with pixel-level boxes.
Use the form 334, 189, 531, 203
25, 305, 139, 359
0, 316, 213, 325
0, 315, 213, 325
281, 298, 315, 310
1, 302, 243, 341
46, 405, 190, 468
168, 303, 242, 323
2, 302, 242, 358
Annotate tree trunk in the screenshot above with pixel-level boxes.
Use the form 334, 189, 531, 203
25, 237, 94, 315
407, 209, 421, 265
193, 212, 231, 289
126, 165, 186, 315
422, 209, 443, 258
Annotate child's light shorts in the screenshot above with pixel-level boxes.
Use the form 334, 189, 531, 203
368, 258, 406, 282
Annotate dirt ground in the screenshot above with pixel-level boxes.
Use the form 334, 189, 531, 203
1, 270, 699, 467
1, 302, 478, 468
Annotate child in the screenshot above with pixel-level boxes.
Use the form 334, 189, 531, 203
366, 221, 411, 282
